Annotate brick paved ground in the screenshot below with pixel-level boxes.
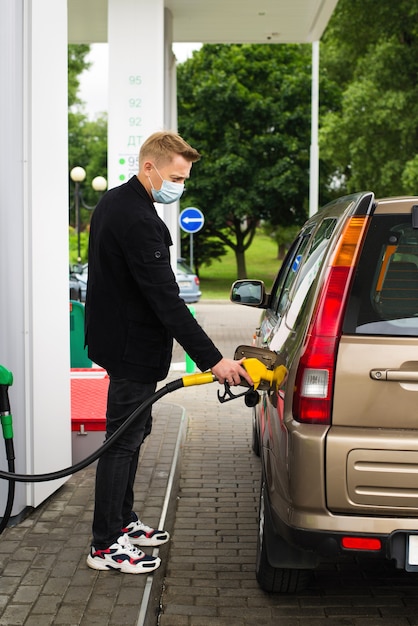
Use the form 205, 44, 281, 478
0, 401, 183, 626
2, 301, 418, 625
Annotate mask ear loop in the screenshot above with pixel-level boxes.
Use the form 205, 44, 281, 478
146, 175, 155, 192
146, 163, 161, 194
151, 164, 164, 182
147, 163, 163, 194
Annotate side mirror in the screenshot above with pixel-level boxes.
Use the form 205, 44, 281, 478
230, 280, 265, 306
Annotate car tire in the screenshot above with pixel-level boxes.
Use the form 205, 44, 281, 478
256, 480, 312, 593
251, 410, 260, 457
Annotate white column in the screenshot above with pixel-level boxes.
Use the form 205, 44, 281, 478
163, 7, 179, 265
107, 0, 179, 263
107, 0, 165, 189
0, 0, 71, 513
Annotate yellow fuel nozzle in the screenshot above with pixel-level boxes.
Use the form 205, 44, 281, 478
242, 358, 287, 392
179, 357, 287, 393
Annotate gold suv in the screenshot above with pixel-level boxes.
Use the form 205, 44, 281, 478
231, 192, 418, 593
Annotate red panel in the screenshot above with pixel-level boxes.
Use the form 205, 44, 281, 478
71, 375, 109, 431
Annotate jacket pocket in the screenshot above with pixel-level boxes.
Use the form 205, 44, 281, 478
141, 246, 172, 285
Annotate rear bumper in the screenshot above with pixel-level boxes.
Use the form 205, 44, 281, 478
179, 291, 201, 303
267, 493, 418, 571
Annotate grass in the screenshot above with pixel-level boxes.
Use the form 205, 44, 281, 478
198, 231, 281, 300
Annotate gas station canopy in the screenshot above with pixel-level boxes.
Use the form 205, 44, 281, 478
68, 0, 339, 45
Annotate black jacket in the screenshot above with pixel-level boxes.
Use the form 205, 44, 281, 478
85, 176, 222, 381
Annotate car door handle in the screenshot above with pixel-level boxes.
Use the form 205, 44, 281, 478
370, 368, 418, 382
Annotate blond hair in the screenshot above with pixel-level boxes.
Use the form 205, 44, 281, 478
139, 131, 201, 166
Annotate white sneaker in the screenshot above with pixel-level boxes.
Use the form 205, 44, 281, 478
122, 514, 170, 547
86, 533, 161, 574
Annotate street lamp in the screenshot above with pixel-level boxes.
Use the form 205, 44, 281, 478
91, 176, 107, 193
70, 166, 107, 262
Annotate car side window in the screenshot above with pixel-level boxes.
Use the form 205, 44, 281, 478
269, 233, 311, 316
287, 219, 337, 330
309, 218, 337, 254
275, 236, 312, 318
269, 218, 338, 324
267, 219, 337, 354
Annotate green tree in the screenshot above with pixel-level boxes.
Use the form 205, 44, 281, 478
262, 222, 300, 260
68, 44, 108, 263
177, 44, 317, 279
180, 232, 226, 277
68, 44, 91, 107
320, 0, 418, 197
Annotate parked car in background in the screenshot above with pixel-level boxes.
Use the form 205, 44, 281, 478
176, 257, 201, 303
72, 263, 88, 302
231, 193, 418, 593
69, 268, 81, 301
71, 258, 201, 304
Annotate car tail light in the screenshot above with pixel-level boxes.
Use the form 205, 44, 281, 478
342, 536, 382, 551
293, 217, 369, 424
194, 276, 200, 286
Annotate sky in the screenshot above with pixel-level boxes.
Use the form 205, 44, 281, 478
78, 42, 202, 119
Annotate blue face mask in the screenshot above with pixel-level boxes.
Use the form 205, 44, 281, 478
149, 165, 185, 204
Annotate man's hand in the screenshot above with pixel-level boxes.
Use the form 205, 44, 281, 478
211, 357, 253, 387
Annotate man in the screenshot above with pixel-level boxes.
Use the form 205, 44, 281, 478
85, 131, 253, 574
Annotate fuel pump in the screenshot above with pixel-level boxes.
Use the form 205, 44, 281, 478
0, 365, 15, 534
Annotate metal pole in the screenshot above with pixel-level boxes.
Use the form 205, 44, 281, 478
309, 40, 319, 217
190, 233, 194, 271
75, 182, 81, 262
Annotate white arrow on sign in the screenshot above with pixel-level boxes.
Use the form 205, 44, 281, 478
183, 216, 203, 223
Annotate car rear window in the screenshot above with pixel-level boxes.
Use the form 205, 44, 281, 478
344, 214, 418, 336
177, 259, 191, 274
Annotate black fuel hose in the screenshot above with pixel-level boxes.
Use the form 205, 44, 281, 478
0, 377, 183, 484
0, 359, 275, 533
0, 378, 187, 535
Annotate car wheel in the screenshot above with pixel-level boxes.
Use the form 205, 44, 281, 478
256, 480, 312, 593
251, 410, 260, 457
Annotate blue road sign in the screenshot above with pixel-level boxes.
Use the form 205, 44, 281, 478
179, 207, 204, 234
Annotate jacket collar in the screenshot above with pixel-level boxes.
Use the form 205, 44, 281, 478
128, 175, 154, 207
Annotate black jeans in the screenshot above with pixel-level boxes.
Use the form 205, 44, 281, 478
91, 377, 157, 548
